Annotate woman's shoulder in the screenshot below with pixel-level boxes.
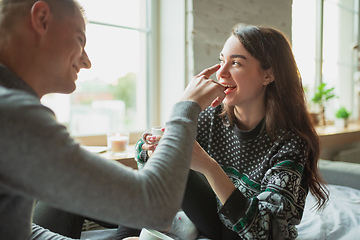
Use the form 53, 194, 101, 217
199, 105, 223, 119
274, 128, 303, 142
271, 128, 308, 158
203, 104, 222, 113
268, 128, 307, 153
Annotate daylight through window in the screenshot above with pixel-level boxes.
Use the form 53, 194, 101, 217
41, 0, 149, 136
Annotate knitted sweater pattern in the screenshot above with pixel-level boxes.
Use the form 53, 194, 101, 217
197, 106, 308, 240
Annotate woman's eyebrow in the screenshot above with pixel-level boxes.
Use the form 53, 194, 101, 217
230, 54, 246, 60
219, 53, 247, 60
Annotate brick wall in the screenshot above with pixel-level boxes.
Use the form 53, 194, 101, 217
189, 0, 293, 76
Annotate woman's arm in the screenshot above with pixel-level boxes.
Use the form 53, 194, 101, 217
191, 137, 309, 239
190, 141, 236, 204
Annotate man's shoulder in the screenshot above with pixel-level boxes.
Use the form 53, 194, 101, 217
0, 85, 40, 107
0, 86, 54, 121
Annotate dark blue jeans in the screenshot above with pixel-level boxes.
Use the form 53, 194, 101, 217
32, 201, 117, 239
181, 170, 241, 240
115, 170, 241, 240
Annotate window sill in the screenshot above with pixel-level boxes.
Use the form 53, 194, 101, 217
317, 122, 360, 148
74, 132, 143, 146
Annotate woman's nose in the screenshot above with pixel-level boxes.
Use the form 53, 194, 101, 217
81, 50, 91, 69
217, 64, 230, 79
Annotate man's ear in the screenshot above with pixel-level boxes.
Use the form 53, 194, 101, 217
30, 1, 51, 35
263, 68, 274, 85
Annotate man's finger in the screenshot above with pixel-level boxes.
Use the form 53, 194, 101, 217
196, 64, 221, 78
210, 79, 226, 90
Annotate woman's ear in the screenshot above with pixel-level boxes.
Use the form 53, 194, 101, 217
263, 68, 274, 85
30, 1, 51, 36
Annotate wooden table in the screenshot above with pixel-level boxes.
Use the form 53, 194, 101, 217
100, 151, 137, 169
317, 123, 360, 148
82, 145, 138, 169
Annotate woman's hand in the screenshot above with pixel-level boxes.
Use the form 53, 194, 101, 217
142, 127, 165, 157
190, 141, 217, 175
192, 141, 236, 205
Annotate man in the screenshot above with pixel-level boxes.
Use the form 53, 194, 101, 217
0, 0, 225, 239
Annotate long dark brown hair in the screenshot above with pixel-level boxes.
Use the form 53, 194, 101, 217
221, 24, 329, 210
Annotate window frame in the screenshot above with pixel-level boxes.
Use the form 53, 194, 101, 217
69, 0, 159, 144
73, 1, 189, 145
293, 0, 360, 121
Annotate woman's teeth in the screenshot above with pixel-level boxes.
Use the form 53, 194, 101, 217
222, 84, 236, 90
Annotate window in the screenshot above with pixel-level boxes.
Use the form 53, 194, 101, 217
41, 0, 152, 136
292, 0, 359, 120
292, 0, 317, 97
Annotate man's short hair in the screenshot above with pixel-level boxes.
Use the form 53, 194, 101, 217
0, 0, 84, 34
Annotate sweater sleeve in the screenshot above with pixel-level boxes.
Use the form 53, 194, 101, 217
30, 224, 74, 240
0, 90, 201, 230
219, 133, 308, 240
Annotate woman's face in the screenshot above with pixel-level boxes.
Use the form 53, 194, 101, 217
217, 35, 270, 109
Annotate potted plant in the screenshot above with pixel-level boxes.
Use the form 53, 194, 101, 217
335, 106, 351, 128
304, 86, 318, 125
311, 83, 336, 126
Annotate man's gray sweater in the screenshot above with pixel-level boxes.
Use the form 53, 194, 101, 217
0, 64, 200, 240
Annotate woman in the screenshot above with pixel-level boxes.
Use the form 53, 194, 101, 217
118, 24, 329, 240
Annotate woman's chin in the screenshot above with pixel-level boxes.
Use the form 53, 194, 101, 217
223, 98, 234, 106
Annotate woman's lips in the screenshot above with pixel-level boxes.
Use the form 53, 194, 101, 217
222, 84, 237, 94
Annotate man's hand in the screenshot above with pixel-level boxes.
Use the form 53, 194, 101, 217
179, 64, 226, 111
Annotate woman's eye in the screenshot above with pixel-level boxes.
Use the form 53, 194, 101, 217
233, 61, 241, 66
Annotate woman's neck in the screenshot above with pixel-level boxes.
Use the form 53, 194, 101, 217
234, 105, 266, 131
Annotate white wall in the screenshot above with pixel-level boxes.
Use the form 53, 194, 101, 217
156, 0, 187, 125
158, 0, 293, 124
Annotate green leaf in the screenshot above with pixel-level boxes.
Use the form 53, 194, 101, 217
311, 83, 336, 103
335, 106, 351, 119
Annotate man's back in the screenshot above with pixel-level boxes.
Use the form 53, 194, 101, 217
0, 66, 43, 239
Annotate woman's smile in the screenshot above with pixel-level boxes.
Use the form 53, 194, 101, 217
220, 83, 237, 94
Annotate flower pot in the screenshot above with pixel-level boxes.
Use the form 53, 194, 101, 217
310, 113, 319, 126
335, 118, 349, 128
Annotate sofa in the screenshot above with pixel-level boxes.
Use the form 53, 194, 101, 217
80, 159, 360, 240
